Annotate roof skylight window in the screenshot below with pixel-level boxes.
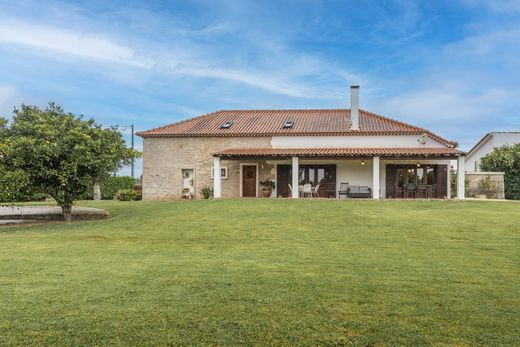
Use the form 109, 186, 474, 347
283, 120, 294, 128
220, 121, 233, 129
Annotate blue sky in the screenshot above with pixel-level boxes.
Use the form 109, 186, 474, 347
1, 0, 519, 176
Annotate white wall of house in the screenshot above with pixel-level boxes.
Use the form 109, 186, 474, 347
336, 160, 373, 191
465, 133, 520, 172
271, 135, 446, 149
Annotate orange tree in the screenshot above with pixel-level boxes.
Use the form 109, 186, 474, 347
4, 103, 138, 221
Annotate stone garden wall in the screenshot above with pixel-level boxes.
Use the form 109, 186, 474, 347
466, 172, 505, 199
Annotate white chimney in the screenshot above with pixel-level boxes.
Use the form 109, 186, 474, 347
350, 85, 360, 131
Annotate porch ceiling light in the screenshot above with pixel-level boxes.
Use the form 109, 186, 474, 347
361, 160, 365, 166
417, 161, 421, 167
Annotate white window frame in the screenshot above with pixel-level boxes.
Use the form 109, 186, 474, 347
211, 166, 228, 180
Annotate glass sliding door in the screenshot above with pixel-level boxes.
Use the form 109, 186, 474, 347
277, 164, 336, 198
386, 164, 447, 198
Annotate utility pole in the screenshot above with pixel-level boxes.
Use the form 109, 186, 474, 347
131, 124, 135, 178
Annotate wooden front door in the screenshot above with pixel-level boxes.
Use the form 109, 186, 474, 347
242, 165, 257, 197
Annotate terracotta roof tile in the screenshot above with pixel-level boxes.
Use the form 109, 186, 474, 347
214, 147, 464, 158
137, 109, 456, 147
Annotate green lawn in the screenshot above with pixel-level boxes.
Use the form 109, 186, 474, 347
1, 200, 519, 346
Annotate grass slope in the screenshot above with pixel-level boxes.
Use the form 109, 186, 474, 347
1, 200, 519, 346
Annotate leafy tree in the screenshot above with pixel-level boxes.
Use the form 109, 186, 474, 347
4, 103, 139, 221
479, 144, 520, 200
1, 120, 45, 203
0, 117, 8, 163
0, 118, 13, 201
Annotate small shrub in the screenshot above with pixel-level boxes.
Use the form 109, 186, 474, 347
450, 169, 471, 198
116, 189, 141, 201
260, 179, 275, 190
115, 189, 142, 201
478, 175, 498, 198
101, 176, 136, 199
200, 185, 214, 199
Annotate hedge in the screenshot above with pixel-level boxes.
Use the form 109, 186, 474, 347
0, 170, 48, 202
480, 143, 520, 200
81, 176, 137, 200
116, 189, 142, 201
100, 176, 136, 199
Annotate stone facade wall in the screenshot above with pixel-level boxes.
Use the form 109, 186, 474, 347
466, 172, 505, 199
142, 137, 272, 199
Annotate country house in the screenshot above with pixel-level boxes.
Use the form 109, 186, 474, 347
137, 86, 466, 200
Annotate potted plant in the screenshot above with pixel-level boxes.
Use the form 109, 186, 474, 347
259, 180, 275, 197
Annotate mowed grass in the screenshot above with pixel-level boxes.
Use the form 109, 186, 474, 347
1, 200, 519, 346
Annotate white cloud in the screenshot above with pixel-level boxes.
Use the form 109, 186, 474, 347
381, 83, 514, 122
0, 19, 152, 68
443, 28, 520, 65
369, 0, 425, 44
377, 85, 514, 150
0, 85, 19, 116
0, 18, 363, 100
171, 64, 311, 98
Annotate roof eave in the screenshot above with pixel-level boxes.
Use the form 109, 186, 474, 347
466, 133, 493, 159
137, 131, 458, 147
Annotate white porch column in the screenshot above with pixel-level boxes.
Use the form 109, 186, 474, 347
457, 156, 465, 200
291, 156, 299, 199
372, 156, 380, 199
213, 156, 221, 198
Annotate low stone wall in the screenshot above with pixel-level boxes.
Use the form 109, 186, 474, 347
466, 172, 505, 199
0, 206, 110, 221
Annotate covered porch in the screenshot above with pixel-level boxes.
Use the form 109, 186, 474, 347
212, 147, 466, 199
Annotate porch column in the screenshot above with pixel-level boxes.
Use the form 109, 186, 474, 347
291, 156, 299, 199
457, 156, 465, 200
213, 156, 221, 198
372, 156, 380, 199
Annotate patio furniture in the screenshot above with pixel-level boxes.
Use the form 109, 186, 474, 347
338, 182, 349, 199
311, 184, 320, 198
302, 183, 312, 198
426, 184, 437, 199
394, 184, 404, 199
325, 182, 336, 198
404, 183, 416, 198
348, 186, 372, 198
416, 184, 427, 198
